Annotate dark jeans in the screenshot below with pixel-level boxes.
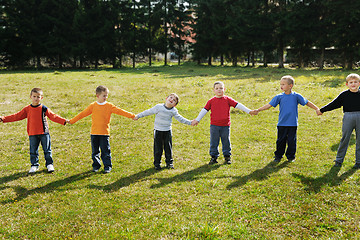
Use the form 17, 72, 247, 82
91, 135, 112, 171
275, 126, 297, 160
29, 134, 53, 167
210, 125, 231, 158
153, 130, 172, 167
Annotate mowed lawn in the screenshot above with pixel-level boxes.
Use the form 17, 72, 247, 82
0, 65, 359, 239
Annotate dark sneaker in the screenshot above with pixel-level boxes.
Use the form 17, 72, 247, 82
166, 164, 174, 169
155, 165, 162, 170
333, 162, 342, 168
273, 157, 281, 163
353, 163, 360, 169
224, 156, 231, 165
209, 157, 218, 165
287, 158, 295, 163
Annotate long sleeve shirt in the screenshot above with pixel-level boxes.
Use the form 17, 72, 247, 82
136, 104, 191, 131
1, 104, 66, 136
320, 90, 360, 113
69, 101, 135, 135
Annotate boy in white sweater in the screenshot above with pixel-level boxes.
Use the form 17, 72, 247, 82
134, 93, 195, 170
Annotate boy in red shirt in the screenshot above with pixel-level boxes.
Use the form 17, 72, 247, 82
193, 81, 256, 164
0, 88, 67, 173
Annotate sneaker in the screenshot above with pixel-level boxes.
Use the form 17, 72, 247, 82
104, 169, 111, 174
209, 157, 218, 165
28, 166, 39, 173
287, 158, 295, 163
46, 164, 55, 173
92, 168, 100, 172
166, 164, 174, 169
155, 165, 162, 170
333, 162, 342, 167
353, 163, 360, 169
224, 156, 231, 165
273, 157, 281, 163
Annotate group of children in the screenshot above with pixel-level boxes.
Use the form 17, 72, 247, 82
1, 73, 360, 174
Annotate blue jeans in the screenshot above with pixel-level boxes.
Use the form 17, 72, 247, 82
210, 125, 231, 157
275, 126, 297, 160
29, 134, 53, 167
91, 135, 112, 170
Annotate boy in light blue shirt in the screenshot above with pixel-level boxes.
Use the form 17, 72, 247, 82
255, 75, 321, 163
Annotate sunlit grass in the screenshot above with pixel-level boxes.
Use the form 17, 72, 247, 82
0, 65, 359, 239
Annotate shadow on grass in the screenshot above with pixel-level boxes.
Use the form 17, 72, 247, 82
150, 164, 222, 189
0, 171, 29, 186
292, 166, 357, 193
1, 170, 93, 204
226, 161, 290, 189
330, 133, 356, 152
88, 167, 158, 192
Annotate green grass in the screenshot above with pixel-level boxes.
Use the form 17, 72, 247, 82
0, 64, 359, 239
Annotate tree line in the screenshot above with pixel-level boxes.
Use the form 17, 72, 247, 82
1, 0, 360, 69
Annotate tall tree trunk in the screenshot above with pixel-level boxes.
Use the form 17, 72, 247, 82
220, 55, 224, 66
278, 38, 284, 68
318, 47, 325, 70
208, 55, 212, 66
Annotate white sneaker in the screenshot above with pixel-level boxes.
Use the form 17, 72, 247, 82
29, 166, 39, 173
47, 164, 55, 173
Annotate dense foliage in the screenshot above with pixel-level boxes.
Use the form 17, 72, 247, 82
1, 0, 360, 69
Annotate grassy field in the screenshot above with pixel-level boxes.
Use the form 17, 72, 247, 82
0, 64, 359, 239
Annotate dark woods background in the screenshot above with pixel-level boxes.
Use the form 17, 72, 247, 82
1, 0, 360, 69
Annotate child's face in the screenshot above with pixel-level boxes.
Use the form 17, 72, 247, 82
346, 78, 360, 92
165, 95, 178, 108
96, 90, 109, 103
213, 83, 225, 98
280, 79, 292, 93
30, 92, 43, 105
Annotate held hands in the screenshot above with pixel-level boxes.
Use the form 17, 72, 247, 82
249, 110, 259, 116
0, 116, 3, 123
191, 119, 199, 126
66, 119, 71, 125
316, 109, 323, 116
133, 116, 139, 121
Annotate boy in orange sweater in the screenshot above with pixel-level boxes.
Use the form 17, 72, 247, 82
0, 88, 67, 173
69, 85, 135, 173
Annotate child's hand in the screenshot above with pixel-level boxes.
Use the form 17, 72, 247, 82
249, 110, 259, 116
191, 120, 199, 126
316, 109, 323, 116
0, 117, 3, 123
133, 116, 139, 121
66, 120, 71, 125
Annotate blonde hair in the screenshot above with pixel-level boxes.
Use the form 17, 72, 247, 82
214, 81, 225, 88
346, 73, 360, 82
281, 75, 295, 85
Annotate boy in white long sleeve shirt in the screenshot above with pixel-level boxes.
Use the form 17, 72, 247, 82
134, 93, 195, 170
193, 81, 256, 165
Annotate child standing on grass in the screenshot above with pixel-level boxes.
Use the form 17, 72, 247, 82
193, 81, 256, 165
134, 93, 195, 170
69, 85, 135, 173
0, 88, 68, 173
319, 73, 360, 169
255, 75, 321, 163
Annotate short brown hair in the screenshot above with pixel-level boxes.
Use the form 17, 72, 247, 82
30, 88, 43, 96
281, 75, 295, 85
96, 85, 109, 95
346, 73, 360, 82
168, 93, 179, 105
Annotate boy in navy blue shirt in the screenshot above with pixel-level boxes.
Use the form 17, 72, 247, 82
255, 75, 321, 163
